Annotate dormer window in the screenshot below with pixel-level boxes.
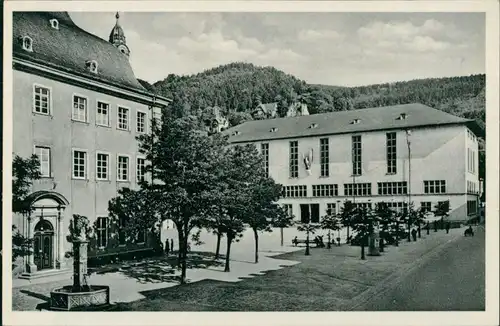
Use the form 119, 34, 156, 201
49, 19, 59, 30
270, 127, 278, 133
309, 123, 318, 129
232, 130, 240, 136
85, 60, 98, 74
21, 36, 33, 52
351, 119, 361, 125
397, 113, 408, 120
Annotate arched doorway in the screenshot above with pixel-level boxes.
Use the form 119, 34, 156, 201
33, 219, 55, 270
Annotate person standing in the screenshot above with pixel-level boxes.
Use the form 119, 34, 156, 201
165, 238, 170, 256
445, 222, 451, 234
411, 229, 417, 242
170, 238, 174, 252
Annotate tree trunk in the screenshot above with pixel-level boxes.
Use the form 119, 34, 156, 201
305, 229, 310, 256
224, 235, 232, 272
280, 227, 284, 247
253, 229, 259, 264
418, 222, 421, 238
361, 241, 366, 260
180, 234, 188, 284
215, 233, 221, 260
177, 229, 183, 268
346, 225, 350, 244
407, 220, 411, 242
327, 230, 331, 249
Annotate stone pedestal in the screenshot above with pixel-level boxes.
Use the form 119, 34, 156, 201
72, 240, 89, 292
368, 231, 381, 256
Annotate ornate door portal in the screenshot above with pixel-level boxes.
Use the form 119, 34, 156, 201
33, 220, 54, 270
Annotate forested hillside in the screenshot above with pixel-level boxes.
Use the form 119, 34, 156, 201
151, 62, 485, 129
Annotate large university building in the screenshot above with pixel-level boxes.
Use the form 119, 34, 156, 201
12, 12, 169, 278
226, 103, 483, 224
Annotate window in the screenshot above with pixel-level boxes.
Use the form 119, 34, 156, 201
137, 111, 146, 133
33, 85, 50, 115
137, 157, 146, 183
136, 228, 147, 244
312, 184, 338, 197
282, 185, 307, 198
96, 101, 110, 126
352, 135, 362, 175
424, 180, 446, 194
96, 217, 108, 248
467, 200, 477, 216
261, 143, 269, 177
117, 155, 129, 181
72, 150, 87, 179
86, 60, 98, 74
118, 216, 126, 245
283, 204, 293, 217
96, 153, 109, 180
386, 132, 397, 174
421, 202, 432, 212
344, 183, 371, 196
320, 138, 329, 177
289, 141, 299, 178
49, 19, 59, 29
35, 146, 51, 177
118, 107, 129, 130
72, 95, 88, 122
355, 202, 372, 210
326, 203, 336, 215
387, 201, 408, 213
22, 36, 33, 52
377, 182, 407, 195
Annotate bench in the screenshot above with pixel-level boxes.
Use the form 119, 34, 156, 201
292, 239, 330, 247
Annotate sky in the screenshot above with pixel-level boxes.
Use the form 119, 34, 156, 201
70, 12, 485, 87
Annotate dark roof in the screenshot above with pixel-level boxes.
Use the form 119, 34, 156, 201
13, 11, 145, 91
224, 103, 481, 143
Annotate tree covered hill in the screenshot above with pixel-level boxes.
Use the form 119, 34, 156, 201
150, 62, 485, 129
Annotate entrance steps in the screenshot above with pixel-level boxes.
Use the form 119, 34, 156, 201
15, 268, 71, 287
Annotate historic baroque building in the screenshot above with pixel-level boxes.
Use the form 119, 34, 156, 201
12, 12, 170, 278
225, 103, 483, 224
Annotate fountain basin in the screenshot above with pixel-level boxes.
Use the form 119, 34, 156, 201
50, 285, 110, 311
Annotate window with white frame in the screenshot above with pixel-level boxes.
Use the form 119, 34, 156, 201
72, 95, 88, 122
96, 217, 108, 248
117, 155, 129, 181
118, 107, 129, 130
282, 185, 307, 198
136, 229, 147, 244
96, 101, 110, 126
137, 157, 146, 183
424, 180, 446, 194
420, 202, 432, 212
22, 36, 33, 52
312, 184, 338, 197
283, 204, 293, 217
344, 183, 372, 196
137, 111, 146, 133
72, 150, 87, 179
377, 182, 407, 195
326, 203, 336, 215
96, 153, 109, 180
35, 146, 51, 177
33, 85, 50, 115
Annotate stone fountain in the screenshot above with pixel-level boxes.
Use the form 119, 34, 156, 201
50, 214, 110, 311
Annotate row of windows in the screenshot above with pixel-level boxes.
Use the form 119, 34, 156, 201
467, 180, 478, 194
33, 85, 147, 133
467, 148, 476, 174
281, 180, 448, 198
378, 182, 408, 195
95, 216, 147, 248
35, 146, 146, 182
282, 185, 307, 198
312, 184, 338, 197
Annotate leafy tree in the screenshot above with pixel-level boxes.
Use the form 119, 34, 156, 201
12, 155, 41, 214
339, 201, 355, 243
374, 202, 395, 251
350, 206, 379, 260
296, 223, 319, 256
12, 225, 33, 262
271, 207, 295, 247
132, 113, 224, 284
320, 208, 342, 249
434, 200, 451, 229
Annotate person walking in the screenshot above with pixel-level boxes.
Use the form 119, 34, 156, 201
165, 238, 170, 256
445, 222, 451, 234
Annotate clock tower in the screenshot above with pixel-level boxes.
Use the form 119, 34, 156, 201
109, 12, 130, 57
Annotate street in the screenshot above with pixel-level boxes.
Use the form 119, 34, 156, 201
360, 226, 485, 311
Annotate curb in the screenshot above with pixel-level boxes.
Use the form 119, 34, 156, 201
345, 231, 465, 311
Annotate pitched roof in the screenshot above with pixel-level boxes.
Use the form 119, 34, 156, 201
13, 11, 145, 91
254, 102, 277, 114
224, 103, 482, 143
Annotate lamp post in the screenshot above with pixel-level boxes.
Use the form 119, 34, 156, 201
406, 129, 412, 242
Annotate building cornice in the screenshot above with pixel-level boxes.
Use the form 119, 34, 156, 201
13, 56, 171, 108
228, 122, 469, 144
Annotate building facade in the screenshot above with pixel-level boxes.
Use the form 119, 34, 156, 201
12, 12, 170, 278
225, 103, 483, 224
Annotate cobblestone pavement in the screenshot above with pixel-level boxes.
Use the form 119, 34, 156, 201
11, 226, 466, 311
